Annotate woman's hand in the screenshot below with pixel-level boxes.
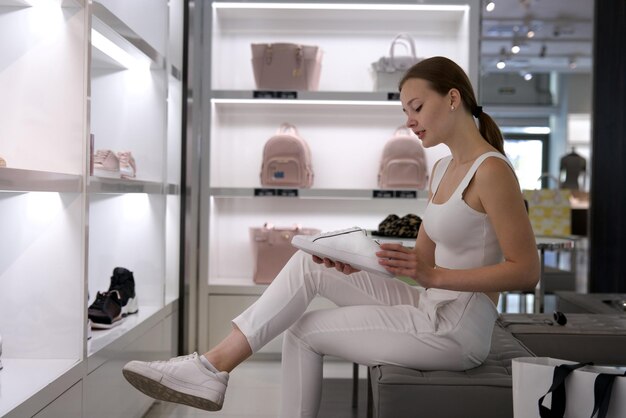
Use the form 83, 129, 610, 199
312, 255, 361, 275
376, 243, 437, 287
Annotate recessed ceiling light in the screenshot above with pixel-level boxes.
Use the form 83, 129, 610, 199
485, 2, 495, 12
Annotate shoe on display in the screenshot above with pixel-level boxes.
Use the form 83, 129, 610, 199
117, 151, 136, 179
88, 267, 139, 329
291, 227, 394, 277
122, 353, 229, 411
93, 149, 120, 178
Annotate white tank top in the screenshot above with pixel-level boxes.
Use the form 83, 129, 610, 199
422, 151, 513, 270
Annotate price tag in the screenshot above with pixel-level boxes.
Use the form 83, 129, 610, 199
373, 190, 418, 199
373, 190, 395, 198
395, 190, 417, 199
254, 188, 277, 196
277, 189, 298, 197
254, 188, 299, 197
253, 91, 298, 99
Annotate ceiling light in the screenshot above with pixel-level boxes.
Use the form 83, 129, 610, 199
497, 46, 507, 69
511, 44, 521, 54
485, 1, 495, 12
523, 72, 533, 81
527, 30, 535, 38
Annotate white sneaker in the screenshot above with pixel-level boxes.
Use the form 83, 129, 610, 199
291, 227, 394, 277
122, 353, 228, 411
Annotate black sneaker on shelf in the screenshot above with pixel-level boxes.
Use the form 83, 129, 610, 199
88, 267, 139, 329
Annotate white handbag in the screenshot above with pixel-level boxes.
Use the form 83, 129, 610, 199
512, 357, 626, 418
371, 33, 423, 92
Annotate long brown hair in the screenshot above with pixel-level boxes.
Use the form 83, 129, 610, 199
399, 56, 505, 155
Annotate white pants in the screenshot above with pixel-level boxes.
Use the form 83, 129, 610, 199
232, 251, 499, 418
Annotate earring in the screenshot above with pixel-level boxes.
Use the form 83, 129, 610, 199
451, 106, 455, 111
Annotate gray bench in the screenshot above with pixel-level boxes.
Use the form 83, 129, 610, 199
555, 291, 626, 314
367, 323, 533, 418
499, 312, 626, 365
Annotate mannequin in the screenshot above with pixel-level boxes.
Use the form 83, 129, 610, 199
559, 147, 586, 190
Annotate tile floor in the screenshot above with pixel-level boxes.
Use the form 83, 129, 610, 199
142, 359, 369, 418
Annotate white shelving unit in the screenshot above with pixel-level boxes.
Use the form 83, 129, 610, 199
0, 0, 183, 416
198, 0, 480, 353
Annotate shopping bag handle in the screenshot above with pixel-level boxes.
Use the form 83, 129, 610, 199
591, 371, 626, 418
539, 362, 592, 418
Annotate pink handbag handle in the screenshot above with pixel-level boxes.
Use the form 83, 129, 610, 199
263, 222, 302, 231
276, 122, 299, 137
394, 125, 415, 137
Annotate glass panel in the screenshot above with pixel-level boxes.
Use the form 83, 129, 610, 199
504, 139, 544, 190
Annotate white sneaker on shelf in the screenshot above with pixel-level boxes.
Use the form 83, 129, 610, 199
93, 149, 120, 178
122, 353, 229, 411
291, 226, 394, 277
117, 151, 136, 179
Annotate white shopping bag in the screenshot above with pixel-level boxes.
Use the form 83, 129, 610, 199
512, 357, 626, 418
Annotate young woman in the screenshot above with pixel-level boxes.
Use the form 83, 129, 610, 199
122, 56, 540, 417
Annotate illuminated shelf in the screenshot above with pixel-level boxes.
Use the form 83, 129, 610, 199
0, 168, 82, 193
209, 187, 427, 200
88, 177, 178, 194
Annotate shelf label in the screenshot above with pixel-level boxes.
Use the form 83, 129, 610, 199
253, 91, 298, 99
387, 92, 400, 101
373, 189, 395, 198
254, 188, 299, 197
277, 188, 298, 197
373, 190, 418, 199
395, 190, 418, 199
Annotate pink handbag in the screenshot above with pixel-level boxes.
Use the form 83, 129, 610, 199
250, 224, 321, 284
251, 43, 323, 91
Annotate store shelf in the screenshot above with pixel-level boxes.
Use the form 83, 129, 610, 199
0, 358, 79, 417
211, 90, 401, 102
210, 1, 477, 92
92, 1, 164, 69
208, 277, 268, 295
87, 301, 176, 373
0, 168, 82, 193
88, 177, 166, 194
209, 187, 427, 200
0, 0, 28, 6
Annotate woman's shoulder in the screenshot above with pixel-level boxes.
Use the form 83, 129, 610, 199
474, 152, 518, 187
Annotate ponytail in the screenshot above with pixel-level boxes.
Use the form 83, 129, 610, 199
476, 112, 505, 155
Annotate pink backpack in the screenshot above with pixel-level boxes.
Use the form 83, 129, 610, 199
378, 127, 428, 189
260, 123, 314, 188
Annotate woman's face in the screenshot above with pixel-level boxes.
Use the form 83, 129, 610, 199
400, 78, 452, 148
